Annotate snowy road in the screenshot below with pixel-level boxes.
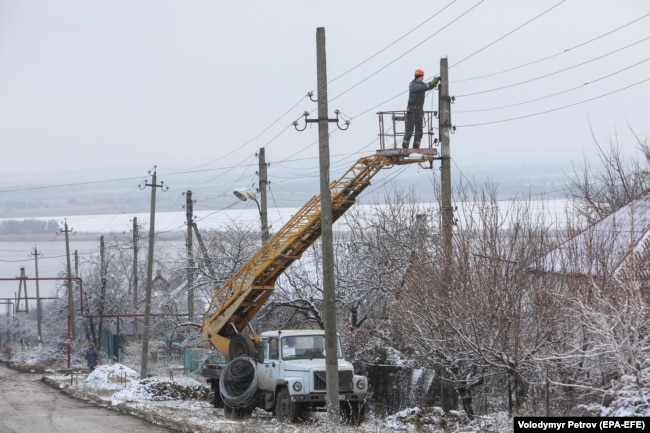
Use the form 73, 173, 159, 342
0, 364, 173, 433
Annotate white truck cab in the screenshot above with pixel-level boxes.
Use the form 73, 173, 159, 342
255, 329, 367, 423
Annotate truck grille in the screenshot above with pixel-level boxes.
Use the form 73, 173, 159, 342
313, 370, 353, 392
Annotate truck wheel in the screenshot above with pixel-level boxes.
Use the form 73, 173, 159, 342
341, 401, 366, 425
229, 334, 256, 359
209, 379, 224, 408
275, 387, 301, 423
223, 404, 252, 420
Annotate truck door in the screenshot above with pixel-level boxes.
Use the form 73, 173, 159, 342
258, 337, 280, 391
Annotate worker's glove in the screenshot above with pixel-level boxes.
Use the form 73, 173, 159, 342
430, 75, 440, 88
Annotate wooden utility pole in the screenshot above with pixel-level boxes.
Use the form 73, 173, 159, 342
185, 190, 195, 320
438, 58, 453, 284
140, 167, 167, 379
315, 27, 340, 422
30, 246, 43, 344
258, 148, 270, 243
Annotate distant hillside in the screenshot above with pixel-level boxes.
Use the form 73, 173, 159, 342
0, 218, 60, 235
0, 164, 569, 219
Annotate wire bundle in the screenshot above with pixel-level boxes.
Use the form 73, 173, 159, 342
219, 357, 259, 409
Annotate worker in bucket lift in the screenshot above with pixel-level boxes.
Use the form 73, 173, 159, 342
402, 68, 440, 149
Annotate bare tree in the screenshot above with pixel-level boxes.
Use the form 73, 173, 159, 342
254, 188, 436, 363
568, 127, 650, 225
390, 181, 562, 417
536, 209, 650, 414
191, 225, 260, 312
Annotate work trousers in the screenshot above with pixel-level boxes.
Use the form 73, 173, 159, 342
402, 110, 424, 149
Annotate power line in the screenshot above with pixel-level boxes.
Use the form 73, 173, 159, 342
331, 0, 486, 105
455, 36, 650, 98
0, 158, 263, 195
456, 77, 650, 128
267, 184, 286, 228
0, 176, 142, 194
164, 95, 307, 172
454, 12, 650, 82
450, 0, 567, 69
456, 57, 650, 113
350, 4, 646, 123
326, 0, 457, 86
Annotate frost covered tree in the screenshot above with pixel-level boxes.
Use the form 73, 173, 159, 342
389, 182, 562, 417
339, 189, 438, 363
253, 188, 434, 363
534, 206, 650, 415
78, 235, 136, 349
568, 127, 650, 225
190, 225, 260, 314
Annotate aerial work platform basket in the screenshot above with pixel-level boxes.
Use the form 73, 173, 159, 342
376, 110, 438, 158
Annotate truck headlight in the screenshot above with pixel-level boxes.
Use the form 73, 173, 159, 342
293, 381, 303, 392
356, 379, 366, 390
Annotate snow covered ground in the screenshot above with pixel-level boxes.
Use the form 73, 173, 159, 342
29, 362, 514, 433
7, 344, 650, 431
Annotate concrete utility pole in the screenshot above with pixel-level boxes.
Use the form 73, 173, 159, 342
60, 220, 75, 340
192, 222, 216, 278
16, 267, 28, 312
30, 246, 43, 344
315, 27, 340, 422
438, 58, 454, 283
132, 217, 139, 329
258, 148, 270, 243
98, 235, 107, 349
185, 190, 195, 320
140, 167, 167, 379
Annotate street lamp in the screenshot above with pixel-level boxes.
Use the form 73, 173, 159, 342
233, 189, 258, 204
233, 189, 269, 243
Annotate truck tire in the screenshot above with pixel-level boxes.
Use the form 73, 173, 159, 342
275, 387, 302, 423
223, 404, 252, 420
209, 379, 224, 408
229, 334, 256, 359
341, 401, 366, 425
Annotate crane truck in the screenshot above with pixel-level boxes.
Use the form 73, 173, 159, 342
199, 148, 437, 423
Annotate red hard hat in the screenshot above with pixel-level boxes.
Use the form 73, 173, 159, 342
414, 68, 425, 77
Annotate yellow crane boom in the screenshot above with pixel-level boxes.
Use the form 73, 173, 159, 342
200, 150, 435, 357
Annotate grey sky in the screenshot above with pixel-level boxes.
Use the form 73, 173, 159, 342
1, 0, 649, 210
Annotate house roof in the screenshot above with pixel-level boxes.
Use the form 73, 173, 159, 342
532, 189, 650, 278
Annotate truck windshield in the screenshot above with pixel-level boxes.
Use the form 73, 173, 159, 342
280, 335, 342, 360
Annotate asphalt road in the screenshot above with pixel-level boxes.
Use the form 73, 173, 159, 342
0, 364, 173, 433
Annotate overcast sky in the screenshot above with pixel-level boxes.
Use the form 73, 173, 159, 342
1, 0, 649, 211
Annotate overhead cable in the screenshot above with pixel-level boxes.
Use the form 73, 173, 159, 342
456, 36, 650, 98
327, 0, 457, 86
456, 57, 650, 113
450, 0, 567, 69
332, 0, 486, 106
456, 78, 650, 128
455, 12, 650, 82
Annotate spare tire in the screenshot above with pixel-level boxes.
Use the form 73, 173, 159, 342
229, 334, 257, 360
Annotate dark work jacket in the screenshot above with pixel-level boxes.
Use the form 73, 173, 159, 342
407, 79, 435, 110
85, 347, 99, 367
